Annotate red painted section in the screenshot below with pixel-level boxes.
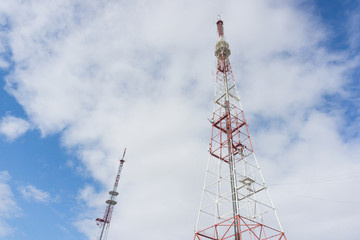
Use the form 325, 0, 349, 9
194, 215, 287, 240
217, 20, 224, 37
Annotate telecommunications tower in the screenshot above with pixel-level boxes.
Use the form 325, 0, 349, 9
96, 149, 126, 240
194, 18, 287, 240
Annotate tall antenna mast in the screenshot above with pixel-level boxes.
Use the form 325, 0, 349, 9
96, 148, 126, 240
193, 17, 287, 240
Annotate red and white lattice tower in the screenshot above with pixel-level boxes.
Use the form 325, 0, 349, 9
96, 149, 126, 240
194, 18, 287, 240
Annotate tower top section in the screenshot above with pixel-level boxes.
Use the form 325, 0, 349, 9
215, 16, 231, 58
216, 18, 224, 37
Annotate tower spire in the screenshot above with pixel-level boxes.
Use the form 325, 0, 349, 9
216, 16, 224, 37
96, 148, 126, 240
193, 18, 287, 240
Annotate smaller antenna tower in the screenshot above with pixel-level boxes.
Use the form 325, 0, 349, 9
96, 148, 126, 240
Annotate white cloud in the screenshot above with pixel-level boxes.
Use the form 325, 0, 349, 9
258, 110, 360, 240
0, 171, 20, 237
0, 0, 359, 240
0, 58, 9, 68
0, 115, 30, 141
19, 185, 51, 203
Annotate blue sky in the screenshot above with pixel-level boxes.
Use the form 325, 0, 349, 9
0, 0, 360, 240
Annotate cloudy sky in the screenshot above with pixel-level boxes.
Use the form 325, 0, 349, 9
0, 0, 360, 239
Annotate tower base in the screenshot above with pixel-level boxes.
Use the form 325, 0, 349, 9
194, 215, 287, 240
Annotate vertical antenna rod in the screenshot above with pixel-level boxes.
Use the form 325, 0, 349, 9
96, 148, 126, 240
216, 16, 224, 37
215, 16, 240, 240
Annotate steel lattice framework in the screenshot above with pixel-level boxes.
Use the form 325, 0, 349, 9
194, 18, 287, 240
96, 149, 126, 240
